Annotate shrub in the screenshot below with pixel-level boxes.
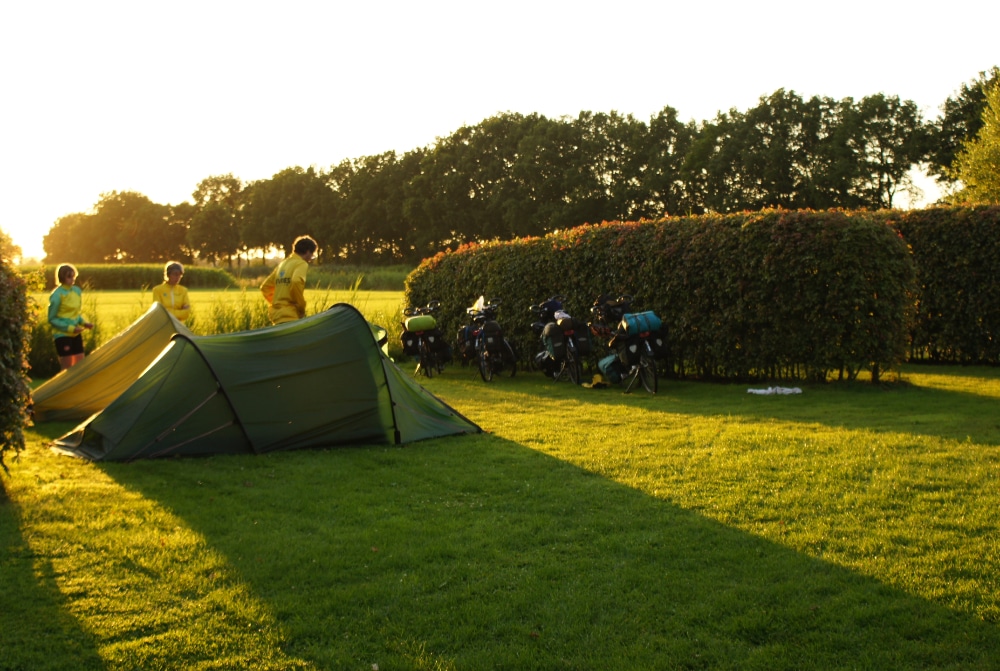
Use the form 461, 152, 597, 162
0, 260, 34, 472
881, 205, 1000, 364
25, 264, 236, 290
404, 210, 917, 382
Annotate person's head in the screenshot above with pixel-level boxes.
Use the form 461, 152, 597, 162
56, 263, 78, 286
164, 261, 184, 285
292, 235, 318, 262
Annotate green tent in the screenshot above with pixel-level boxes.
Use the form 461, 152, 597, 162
32, 303, 193, 422
52, 304, 480, 461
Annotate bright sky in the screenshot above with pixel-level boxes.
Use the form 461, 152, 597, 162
2, 0, 997, 261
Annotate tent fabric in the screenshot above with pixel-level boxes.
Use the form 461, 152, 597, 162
31, 303, 193, 422
51, 303, 480, 461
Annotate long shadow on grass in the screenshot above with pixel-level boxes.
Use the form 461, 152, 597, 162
1, 476, 106, 671
103, 436, 1000, 671
602, 371, 1000, 447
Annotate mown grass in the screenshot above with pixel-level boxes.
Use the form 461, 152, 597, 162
3, 365, 1000, 669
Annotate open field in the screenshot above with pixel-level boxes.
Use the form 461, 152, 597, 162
30, 289, 406, 338
3, 364, 1000, 669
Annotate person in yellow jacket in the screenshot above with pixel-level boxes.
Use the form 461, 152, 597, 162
151, 261, 191, 322
260, 235, 318, 324
48, 263, 94, 370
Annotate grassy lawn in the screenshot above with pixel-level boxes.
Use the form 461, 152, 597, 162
3, 364, 1000, 669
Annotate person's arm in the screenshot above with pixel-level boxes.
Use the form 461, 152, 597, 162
260, 269, 277, 305
289, 269, 307, 318
174, 285, 191, 322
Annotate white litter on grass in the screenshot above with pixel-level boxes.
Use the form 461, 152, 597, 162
747, 386, 802, 395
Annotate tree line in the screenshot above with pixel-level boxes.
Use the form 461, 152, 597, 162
42, 68, 999, 266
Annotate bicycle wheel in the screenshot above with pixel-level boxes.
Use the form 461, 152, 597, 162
503, 340, 517, 377
638, 354, 658, 394
478, 349, 493, 382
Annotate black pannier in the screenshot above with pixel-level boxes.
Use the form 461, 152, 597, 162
616, 335, 642, 367
400, 331, 420, 356
650, 327, 669, 359
426, 328, 452, 362
483, 320, 504, 352
572, 318, 592, 355
542, 322, 566, 361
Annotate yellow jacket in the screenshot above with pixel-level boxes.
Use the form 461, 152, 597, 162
152, 282, 190, 322
261, 253, 309, 324
48, 284, 86, 339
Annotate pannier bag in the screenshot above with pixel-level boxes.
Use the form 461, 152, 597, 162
534, 350, 559, 376
427, 328, 452, 361
456, 326, 477, 361
404, 314, 437, 332
617, 335, 642, 367
483, 320, 504, 352
650, 327, 669, 359
400, 332, 420, 356
597, 353, 625, 384
620, 311, 662, 336
572, 318, 592, 355
542, 322, 566, 360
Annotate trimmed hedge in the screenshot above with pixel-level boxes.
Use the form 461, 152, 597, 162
405, 209, 917, 382
0, 260, 33, 471
879, 205, 1000, 364
26, 264, 237, 291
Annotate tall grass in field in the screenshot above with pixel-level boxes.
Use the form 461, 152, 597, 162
27, 286, 407, 378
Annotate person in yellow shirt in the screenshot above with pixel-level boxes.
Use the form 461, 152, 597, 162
260, 235, 318, 324
48, 263, 94, 370
151, 261, 191, 322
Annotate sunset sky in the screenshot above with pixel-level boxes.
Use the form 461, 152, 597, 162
2, 0, 997, 260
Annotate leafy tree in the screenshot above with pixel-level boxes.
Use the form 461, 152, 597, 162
330, 150, 426, 263
114, 197, 184, 263
928, 66, 1000, 183
510, 114, 590, 233
0, 227, 20, 262
948, 83, 1000, 204
240, 167, 338, 257
43, 212, 105, 263
843, 94, 929, 209
641, 107, 698, 216
406, 113, 545, 248
188, 175, 244, 264
695, 90, 819, 212
574, 111, 652, 222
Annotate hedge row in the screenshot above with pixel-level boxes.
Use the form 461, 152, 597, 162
879, 205, 1000, 364
26, 264, 237, 290
404, 209, 916, 382
0, 260, 33, 470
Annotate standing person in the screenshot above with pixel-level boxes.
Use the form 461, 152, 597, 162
151, 261, 191, 322
48, 263, 94, 370
260, 235, 318, 325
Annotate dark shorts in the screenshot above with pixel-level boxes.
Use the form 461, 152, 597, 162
55, 335, 84, 357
